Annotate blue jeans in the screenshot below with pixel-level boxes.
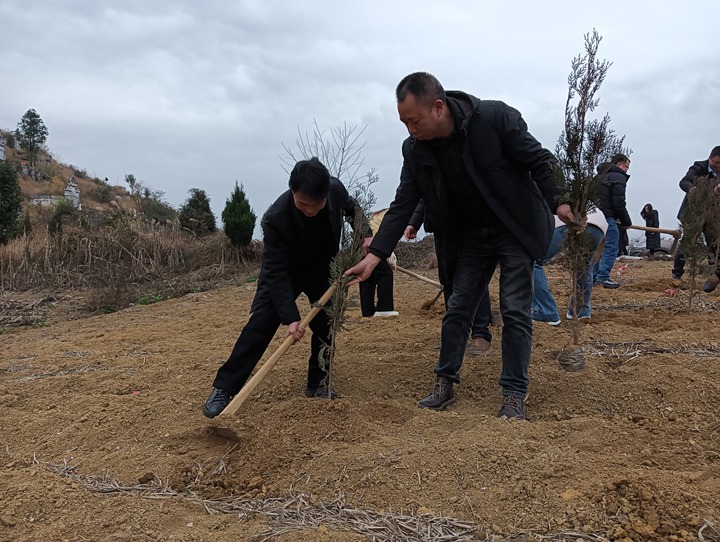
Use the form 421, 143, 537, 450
594, 219, 619, 282
436, 226, 533, 397
533, 225, 604, 320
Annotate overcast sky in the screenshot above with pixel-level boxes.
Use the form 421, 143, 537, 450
1, 1, 717, 240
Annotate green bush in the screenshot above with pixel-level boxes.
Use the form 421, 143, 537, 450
222, 182, 256, 248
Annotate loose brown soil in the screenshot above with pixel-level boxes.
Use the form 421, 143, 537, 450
1, 259, 719, 542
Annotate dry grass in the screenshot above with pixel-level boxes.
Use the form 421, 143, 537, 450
0, 218, 259, 292
31, 457, 638, 542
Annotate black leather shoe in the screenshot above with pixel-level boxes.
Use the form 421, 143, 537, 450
418, 376, 455, 410
305, 385, 337, 399
203, 387, 233, 418
703, 275, 720, 293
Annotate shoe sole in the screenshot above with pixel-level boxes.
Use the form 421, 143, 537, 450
467, 349, 493, 355
418, 397, 456, 411
203, 407, 221, 419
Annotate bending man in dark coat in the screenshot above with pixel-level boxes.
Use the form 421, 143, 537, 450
204, 157, 370, 418
345, 72, 572, 420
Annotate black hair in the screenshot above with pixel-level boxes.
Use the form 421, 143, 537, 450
612, 153, 630, 165
710, 146, 720, 158
641, 203, 653, 219
288, 157, 331, 200
395, 72, 446, 107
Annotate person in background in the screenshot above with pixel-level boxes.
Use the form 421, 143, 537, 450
532, 208, 608, 324
405, 202, 493, 355
640, 203, 660, 256
594, 154, 632, 288
360, 209, 399, 317
671, 146, 720, 290
345, 72, 572, 420
203, 158, 370, 418
617, 220, 629, 257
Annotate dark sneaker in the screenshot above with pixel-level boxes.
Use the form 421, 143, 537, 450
703, 275, 720, 293
203, 387, 234, 419
418, 376, 455, 410
498, 395, 525, 420
600, 279, 620, 289
305, 385, 337, 399
466, 337, 492, 355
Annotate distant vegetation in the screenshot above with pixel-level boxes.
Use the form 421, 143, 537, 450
0, 112, 261, 315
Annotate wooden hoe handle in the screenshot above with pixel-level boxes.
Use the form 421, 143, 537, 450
394, 265, 443, 288
218, 281, 338, 417
628, 224, 681, 237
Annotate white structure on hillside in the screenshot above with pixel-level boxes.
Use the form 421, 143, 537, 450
0, 135, 6, 160
64, 177, 80, 208
31, 177, 81, 209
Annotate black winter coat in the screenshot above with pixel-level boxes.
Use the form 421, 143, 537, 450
641, 208, 660, 251
676, 160, 718, 220
254, 178, 368, 324
369, 92, 561, 269
596, 164, 632, 227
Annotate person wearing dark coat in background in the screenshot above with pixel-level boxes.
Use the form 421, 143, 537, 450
344, 72, 573, 420
203, 158, 371, 418
594, 155, 632, 288
671, 146, 720, 291
617, 221, 629, 257
641, 203, 660, 255
405, 201, 493, 355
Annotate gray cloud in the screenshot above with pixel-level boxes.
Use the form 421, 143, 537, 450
1, 0, 717, 239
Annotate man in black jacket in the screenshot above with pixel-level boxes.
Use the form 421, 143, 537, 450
345, 72, 572, 420
671, 146, 720, 291
203, 157, 370, 418
594, 154, 632, 288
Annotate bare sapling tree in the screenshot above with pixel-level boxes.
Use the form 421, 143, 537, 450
283, 122, 377, 396
679, 175, 720, 310
554, 29, 629, 368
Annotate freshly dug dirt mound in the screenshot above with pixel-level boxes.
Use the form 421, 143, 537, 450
1, 259, 719, 541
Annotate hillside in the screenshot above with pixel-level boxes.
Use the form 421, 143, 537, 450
1, 129, 135, 226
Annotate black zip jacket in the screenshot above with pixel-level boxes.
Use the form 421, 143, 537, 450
254, 178, 369, 324
369, 91, 562, 269
595, 164, 632, 227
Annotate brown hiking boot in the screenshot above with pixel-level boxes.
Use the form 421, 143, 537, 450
498, 395, 526, 420
670, 275, 685, 288
418, 376, 455, 411
466, 337, 492, 355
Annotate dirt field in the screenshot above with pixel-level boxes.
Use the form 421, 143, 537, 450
1, 258, 719, 542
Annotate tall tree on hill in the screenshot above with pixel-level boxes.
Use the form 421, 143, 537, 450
221, 182, 256, 248
0, 160, 22, 243
554, 29, 629, 365
179, 188, 216, 236
15, 109, 48, 167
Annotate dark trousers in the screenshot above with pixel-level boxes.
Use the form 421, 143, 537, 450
436, 226, 534, 397
672, 230, 720, 278
213, 275, 332, 394
436, 237, 493, 342
359, 259, 394, 316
